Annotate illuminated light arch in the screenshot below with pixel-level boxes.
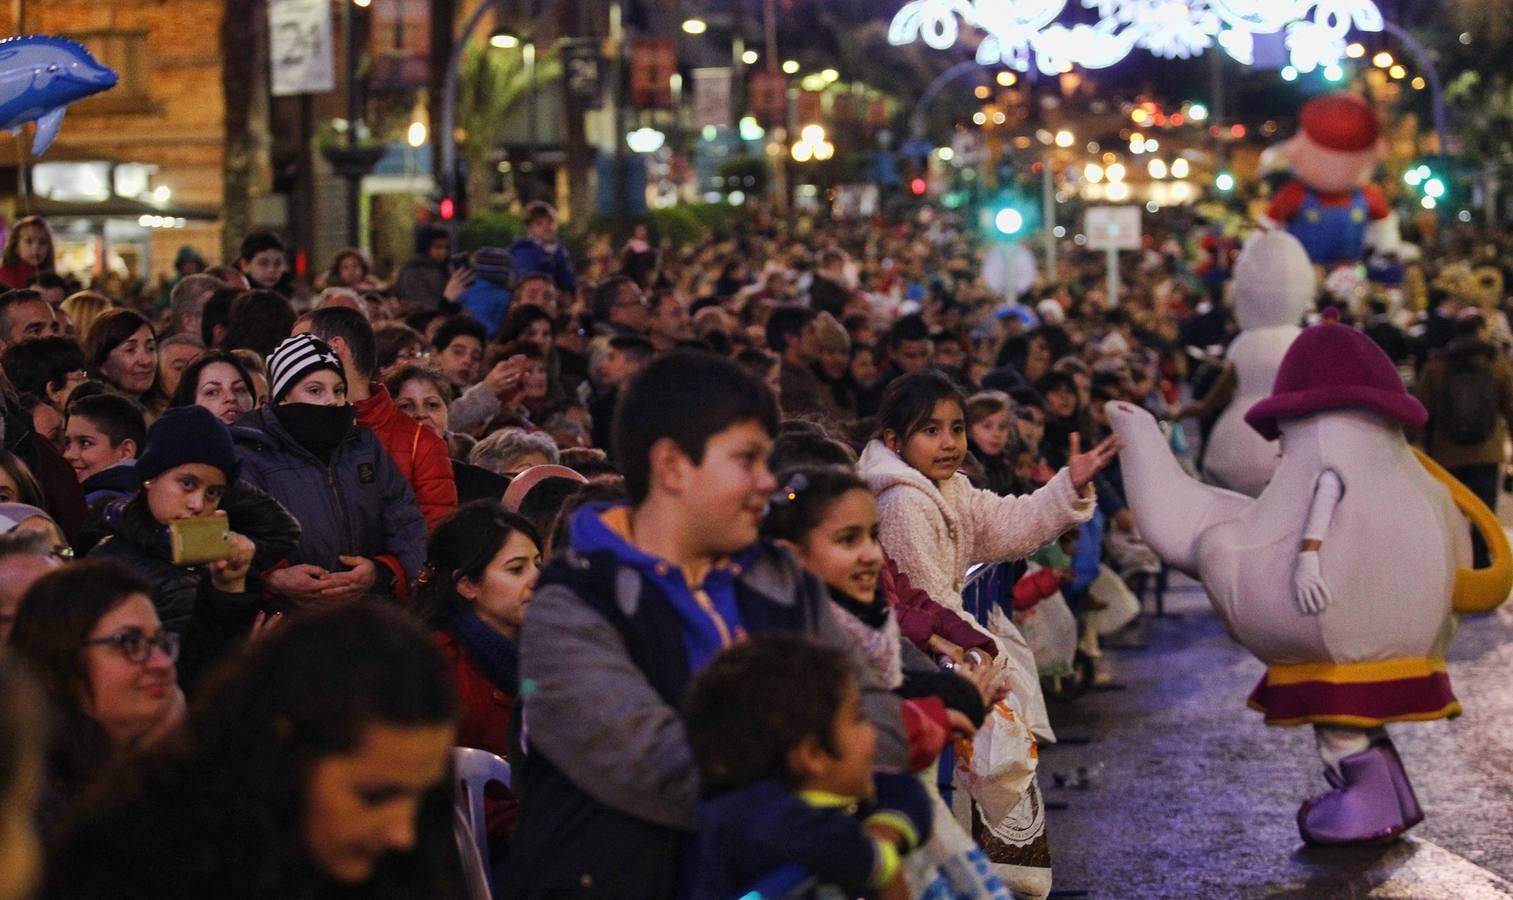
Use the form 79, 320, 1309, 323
887, 0, 1383, 77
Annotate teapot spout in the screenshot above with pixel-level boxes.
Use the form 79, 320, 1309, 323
1105, 401, 1253, 575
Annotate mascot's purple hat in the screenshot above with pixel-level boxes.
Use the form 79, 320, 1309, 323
1245, 311, 1426, 441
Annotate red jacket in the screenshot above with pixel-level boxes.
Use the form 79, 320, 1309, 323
434, 629, 518, 841
354, 382, 457, 531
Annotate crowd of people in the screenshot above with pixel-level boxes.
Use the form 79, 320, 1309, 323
0, 194, 1509, 900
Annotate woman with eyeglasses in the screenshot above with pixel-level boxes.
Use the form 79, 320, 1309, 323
9, 559, 185, 840
42, 602, 466, 900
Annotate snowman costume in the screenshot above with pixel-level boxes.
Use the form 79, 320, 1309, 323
1108, 318, 1512, 846
1201, 231, 1315, 496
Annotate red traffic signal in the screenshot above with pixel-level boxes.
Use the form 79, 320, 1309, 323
440, 197, 456, 221
910, 177, 927, 196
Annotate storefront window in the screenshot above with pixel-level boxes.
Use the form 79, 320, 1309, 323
33, 162, 111, 202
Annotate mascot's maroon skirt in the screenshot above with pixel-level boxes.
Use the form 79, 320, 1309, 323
1246, 657, 1461, 728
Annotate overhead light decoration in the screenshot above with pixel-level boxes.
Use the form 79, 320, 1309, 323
887, 0, 1383, 77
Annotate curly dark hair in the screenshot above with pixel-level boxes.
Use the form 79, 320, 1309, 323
684, 634, 853, 797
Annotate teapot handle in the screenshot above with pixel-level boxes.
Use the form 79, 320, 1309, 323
1413, 449, 1513, 614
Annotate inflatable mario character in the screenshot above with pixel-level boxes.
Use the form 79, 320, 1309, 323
1266, 92, 1394, 268
1108, 314, 1513, 846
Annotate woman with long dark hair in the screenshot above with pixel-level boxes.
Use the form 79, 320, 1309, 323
9, 560, 185, 839
43, 602, 466, 900
419, 501, 540, 862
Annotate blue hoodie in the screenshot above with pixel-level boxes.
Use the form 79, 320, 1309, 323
570, 503, 756, 674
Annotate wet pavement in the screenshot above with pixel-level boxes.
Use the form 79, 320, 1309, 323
1038, 573, 1513, 899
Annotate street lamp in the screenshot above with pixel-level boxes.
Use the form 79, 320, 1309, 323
626, 128, 666, 153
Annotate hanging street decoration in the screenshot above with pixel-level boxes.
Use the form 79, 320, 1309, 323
888, 0, 1383, 77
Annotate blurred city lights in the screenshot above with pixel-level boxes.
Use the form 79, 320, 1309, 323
1148, 158, 1167, 179
1424, 178, 1446, 198
1084, 163, 1104, 183
1411, 76, 1426, 90
1281, 66, 1298, 81
1106, 162, 1127, 183
1373, 51, 1393, 68
973, 112, 988, 125
681, 18, 707, 34
1171, 158, 1190, 178
1055, 129, 1074, 148
820, 68, 839, 82
1388, 64, 1406, 79
937, 147, 955, 161
1346, 43, 1365, 58
1187, 103, 1208, 122
782, 60, 799, 74
406, 121, 427, 148
741, 50, 759, 65
996, 71, 1017, 87
1215, 172, 1235, 191
975, 85, 991, 99
1323, 64, 1344, 82
995, 208, 1024, 235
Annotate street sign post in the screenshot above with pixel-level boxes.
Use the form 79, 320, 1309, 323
1085, 205, 1142, 308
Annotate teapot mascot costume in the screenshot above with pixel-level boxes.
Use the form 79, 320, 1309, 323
1201, 230, 1314, 496
1265, 92, 1396, 269
1107, 316, 1513, 845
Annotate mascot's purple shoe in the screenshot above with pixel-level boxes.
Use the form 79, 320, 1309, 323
1374, 738, 1424, 829
1297, 745, 1415, 845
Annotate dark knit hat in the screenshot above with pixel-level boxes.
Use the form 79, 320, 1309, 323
267, 333, 346, 401
137, 405, 241, 484
470, 246, 516, 289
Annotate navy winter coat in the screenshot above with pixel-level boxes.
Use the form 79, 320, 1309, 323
231, 406, 426, 595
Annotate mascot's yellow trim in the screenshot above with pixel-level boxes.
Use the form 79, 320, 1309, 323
1247, 702, 1464, 729
1263, 657, 1446, 687
1413, 449, 1513, 614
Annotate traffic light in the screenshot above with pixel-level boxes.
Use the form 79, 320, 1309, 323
440, 197, 456, 221
1403, 163, 1446, 211
982, 190, 1037, 241
1215, 172, 1235, 192
910, 177, 927, 196
994, 208, 1024, 236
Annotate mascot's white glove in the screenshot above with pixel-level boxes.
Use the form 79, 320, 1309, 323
1293, 550, 1331, 616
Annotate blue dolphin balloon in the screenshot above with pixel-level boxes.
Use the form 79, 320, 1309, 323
0, 35, 118, 157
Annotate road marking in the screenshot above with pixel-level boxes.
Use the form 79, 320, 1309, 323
1361, 837, 1513, 897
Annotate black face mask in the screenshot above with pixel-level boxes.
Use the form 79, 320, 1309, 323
273, 403, 355, 463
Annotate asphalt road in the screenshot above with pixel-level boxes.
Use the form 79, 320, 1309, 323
1037, 571, 1513, 899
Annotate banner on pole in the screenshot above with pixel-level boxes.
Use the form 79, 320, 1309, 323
796, 89, 822, 127
270, 0, 335, 97
630, 39, 676, 109
561, 39, 602, 109
749, 70, 787, 126
692, 68, 731, 130
369, 0, 431, 89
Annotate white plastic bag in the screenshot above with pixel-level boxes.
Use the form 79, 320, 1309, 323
1085, 564, 1141, 636
983, 606, 1054, 742
957, 697, 1039, 824
1015, 591, 1077, 678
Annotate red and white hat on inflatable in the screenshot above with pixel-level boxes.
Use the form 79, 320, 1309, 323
1297, 92, 1379, 153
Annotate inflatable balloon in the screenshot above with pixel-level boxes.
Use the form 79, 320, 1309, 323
0, 35, 118, 157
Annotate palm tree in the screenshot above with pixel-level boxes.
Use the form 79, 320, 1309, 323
455, 44, 561, 212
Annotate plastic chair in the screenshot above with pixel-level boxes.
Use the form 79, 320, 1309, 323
453, 747, 511, 878
453, 806, 495, 900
